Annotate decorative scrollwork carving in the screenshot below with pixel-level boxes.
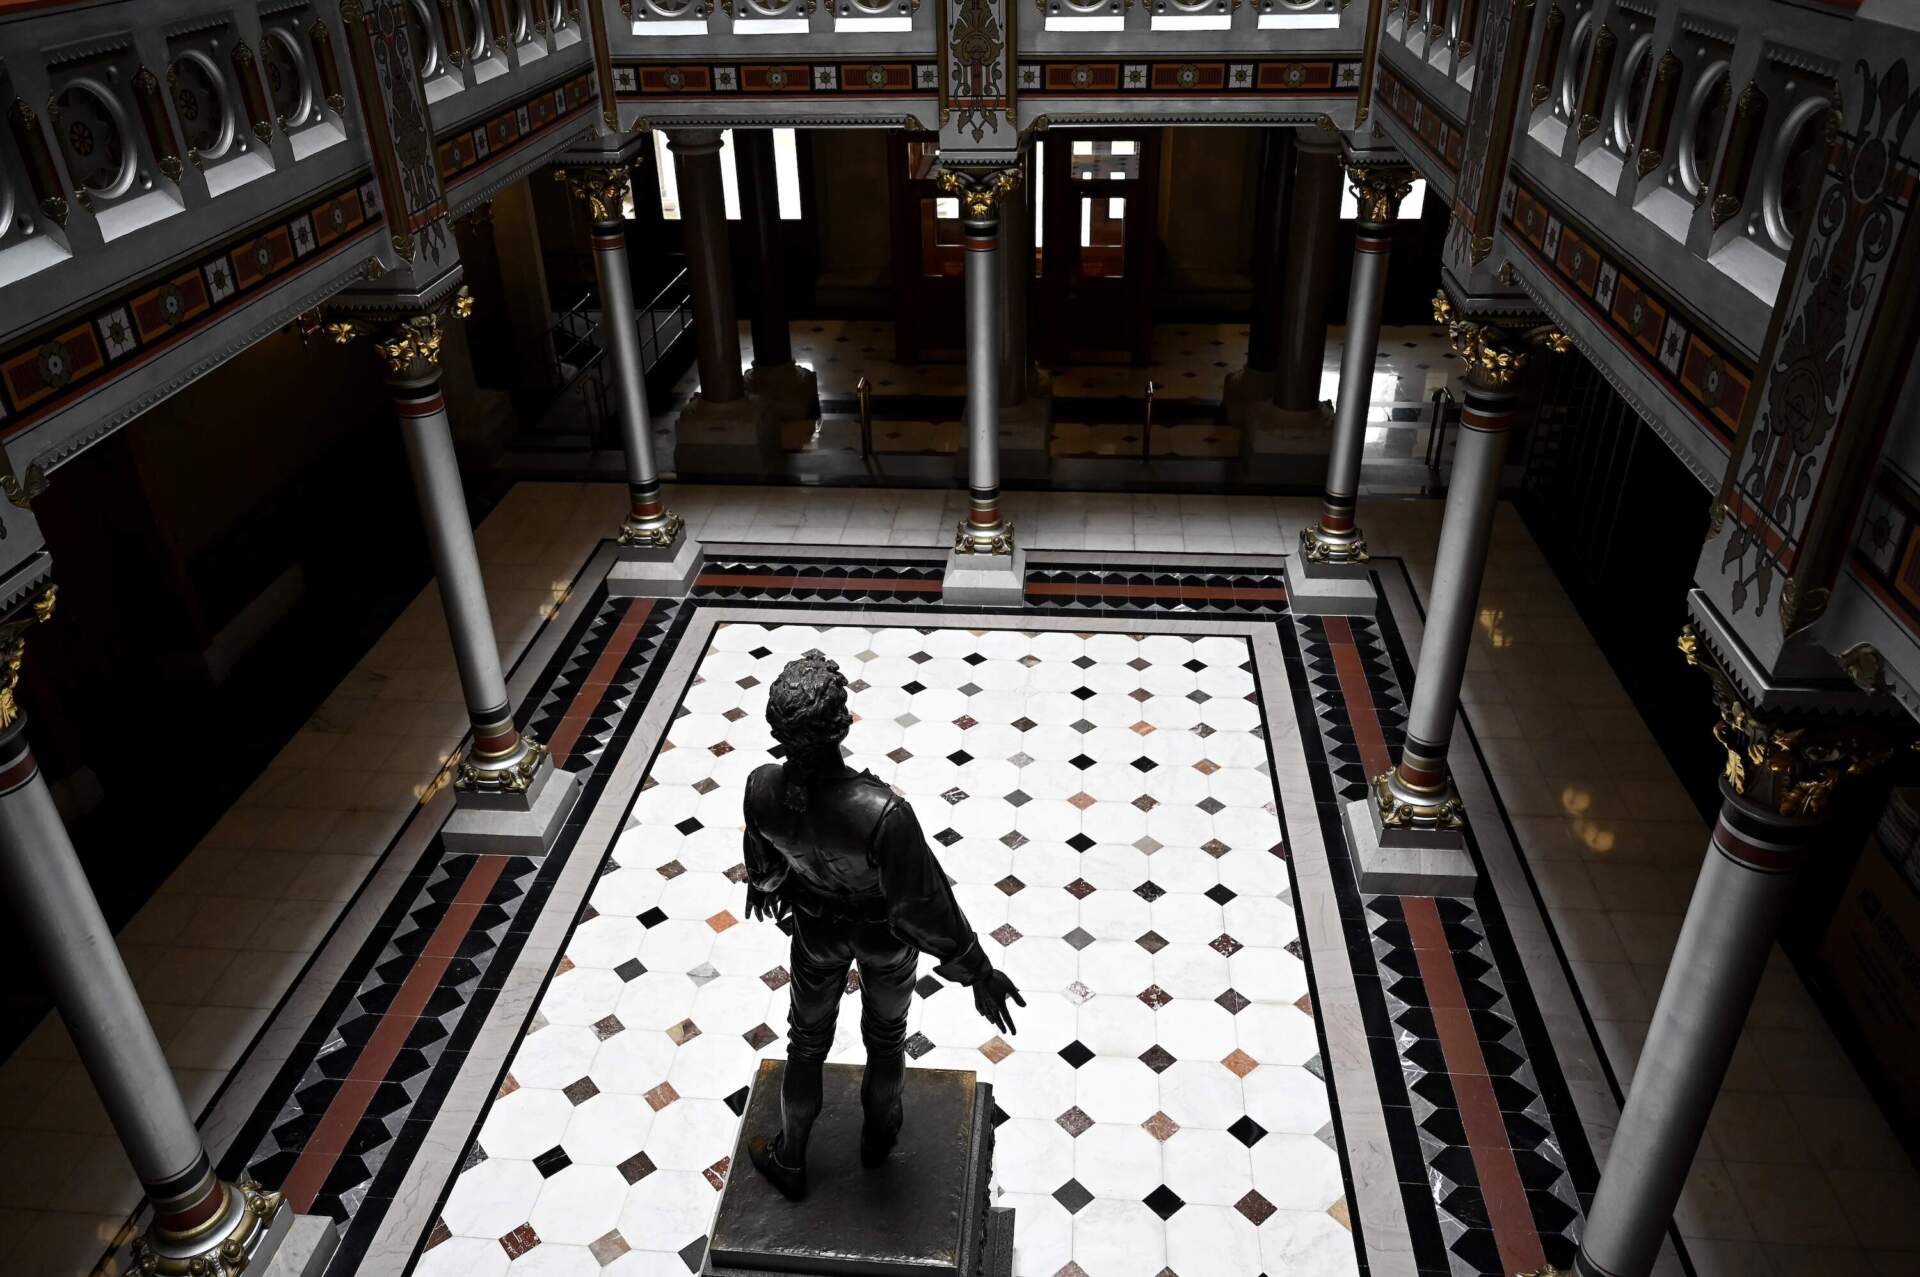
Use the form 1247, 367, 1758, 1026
1679, 626, 1898, 818
1431, 292, 1569, 389
934, 165, 1020, 218
0, 586, 57, 731
324, 286, 473, 374
1344, 163, 1415, 224
555, 164, 631, 222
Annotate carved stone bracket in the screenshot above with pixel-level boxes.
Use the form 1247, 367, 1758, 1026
1679, 625, 1903, 818
1432, 291, 1570, 390
321, 285, 474, 378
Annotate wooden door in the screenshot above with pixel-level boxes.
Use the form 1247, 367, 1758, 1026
888, 132, 966, 362
1038, 130, 1160, 366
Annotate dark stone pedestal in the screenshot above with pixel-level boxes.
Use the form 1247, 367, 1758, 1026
706, 1060, 1012, 1277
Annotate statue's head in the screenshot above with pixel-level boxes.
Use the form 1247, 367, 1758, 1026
766, 649, 852, 758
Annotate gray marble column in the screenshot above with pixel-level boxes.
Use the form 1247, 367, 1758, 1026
1573, 636, 1900, 1277
0, 597, 290, 1274
952, 174, 1015, 556
1302, 164, 1414, 565
561, 166, 682, 549
670, 129, 744, 405
1376, 303, 1567, 829
737, 128, 792, 370
1245, 128, 1295, 380
388, 355, 549, 794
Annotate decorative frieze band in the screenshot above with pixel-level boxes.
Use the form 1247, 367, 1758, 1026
1505, 181, 1752, 449
1374, 63, 1464, 180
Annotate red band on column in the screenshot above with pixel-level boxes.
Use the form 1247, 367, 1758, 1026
153, 1180, 227, 1235
1711, 817, 1807, 873
1460, 403, 1516, 433
394, 393, 447, 419
0, 749, 37, 795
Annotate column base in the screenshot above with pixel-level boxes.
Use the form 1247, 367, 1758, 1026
672, 392, 781, 477
943, 546, 1027, 608
135, 1180, 292, 1277
260, 1213, 341, 1277
444, 765, 586, 855
1286, 532, 1378, 615
1220, 366, 1280, 426
745, 362, 821, 422
456, 739, 557, 811
609, 526, 705, 598
1342, 792, 1478, 896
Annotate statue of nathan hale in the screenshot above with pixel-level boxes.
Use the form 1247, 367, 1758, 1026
740, 649, 1025, 1200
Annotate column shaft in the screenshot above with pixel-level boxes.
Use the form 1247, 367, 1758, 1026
0, 719, 282, 1270
999, 156, 1032, 408
590, 216, 677, 543
1314, 215, 1394, 557
1246, 129, 1295, 375
1276, 136, 1345, 411
671, 131, 744, 404
1576, 790, 1818, 1277
392, 371, 539, 785
738, 129, 792, 369
956, 199, 1011, 552
1382, 379, 1514, 817
0, 742, 205, 1191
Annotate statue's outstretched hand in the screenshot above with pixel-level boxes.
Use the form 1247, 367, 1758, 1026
972, 969, 1027, 1035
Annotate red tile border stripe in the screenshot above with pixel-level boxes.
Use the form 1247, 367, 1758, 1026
1401, 896, 1547, 1277
1024, 581, 1290, 603
280, 856, 507, 1212
1322, 617, 1393, 778
547, 598, 655, 764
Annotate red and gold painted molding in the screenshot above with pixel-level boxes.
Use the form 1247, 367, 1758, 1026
1375, 63, 1465, 180
436, 72, 595, 181
1506, 182, 1751, 447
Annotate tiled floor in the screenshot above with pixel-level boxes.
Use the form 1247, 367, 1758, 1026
427, 619, 1351, 1277
5, 482, 1916, 1277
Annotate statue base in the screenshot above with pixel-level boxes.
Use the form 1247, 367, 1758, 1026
707, 1060, 1012, 1277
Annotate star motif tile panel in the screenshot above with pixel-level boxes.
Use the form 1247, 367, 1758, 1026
422, 622, 1360, 1277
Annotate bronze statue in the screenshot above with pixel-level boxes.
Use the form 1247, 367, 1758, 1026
742, 650, 1025, 1200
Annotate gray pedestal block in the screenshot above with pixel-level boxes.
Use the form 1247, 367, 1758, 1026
942, 549, 1026, 607
1286, 557, 1379, 616
1342, 796, 1478, 896
609, 532, 705, 599
443, 768, 586, 855
674, 393, 781, 476
707, 1061, 1009, 1277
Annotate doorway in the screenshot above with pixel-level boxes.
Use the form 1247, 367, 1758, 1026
1037, 131, 1161, 366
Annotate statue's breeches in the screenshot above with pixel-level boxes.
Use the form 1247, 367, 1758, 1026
785, 912, 918, 1063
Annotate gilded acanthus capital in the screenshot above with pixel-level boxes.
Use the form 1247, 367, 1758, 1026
1345, 164, 1415, 225
934, 166, 1021, 219
555, 164, 633, 224
1432, 292, 1570, 390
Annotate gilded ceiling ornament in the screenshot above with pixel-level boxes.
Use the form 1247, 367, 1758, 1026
556, 164, 631, 222
1431, 292, 1570, 389
1679, 626, 1899, 819
0, 585, 57, 731
934, 166, 1020, 218
1345, 164, 1414, 224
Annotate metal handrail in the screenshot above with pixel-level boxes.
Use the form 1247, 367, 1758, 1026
1424, 386, 1457, 474
1142, 380, 1158, 461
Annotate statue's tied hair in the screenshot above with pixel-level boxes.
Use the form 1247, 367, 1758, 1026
766, 649, 852, 810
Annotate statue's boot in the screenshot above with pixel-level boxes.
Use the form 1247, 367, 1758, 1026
860, 1096, 903, 1168
748, 1133, 808, 1200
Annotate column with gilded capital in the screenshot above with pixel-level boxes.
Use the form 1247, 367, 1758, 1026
326, 289, 583, 852
939, 165, 1026, 607
1274, 129, 1347, 418
557, 160, 703, 596
738, 128, 819, 423
1345, 297, 1567, 892
0, 588, 308, 1275
1561, 633, 1904, 1277
1291, 161, 1415, 614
